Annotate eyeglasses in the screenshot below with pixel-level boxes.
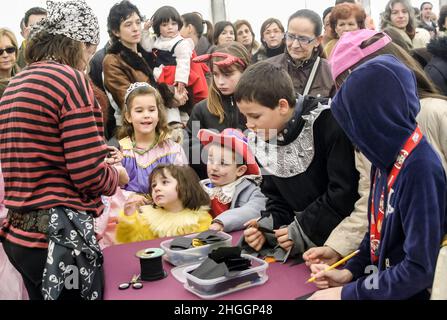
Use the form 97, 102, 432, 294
0, 47, 16, 55
284, 32, 315, 45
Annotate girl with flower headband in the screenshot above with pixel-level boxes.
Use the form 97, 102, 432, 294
185, 41, 251, 179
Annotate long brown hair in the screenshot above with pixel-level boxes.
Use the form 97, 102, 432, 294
25, 31, 85, 69
118, 85, 171, 141
335, 34, 446, 101
381, 0, 416, 39
149, 164, 210, 211
234, 19, 261, 53
208, 42, 251, 123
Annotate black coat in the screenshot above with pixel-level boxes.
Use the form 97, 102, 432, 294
256, 97, 359, 246
425, 36, 447, 95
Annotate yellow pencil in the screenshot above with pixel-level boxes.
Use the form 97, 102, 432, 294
306, 249, 360, 284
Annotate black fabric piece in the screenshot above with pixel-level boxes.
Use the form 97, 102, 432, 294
195, 230, 224, 243
169, 230, 227, 251
169, 237, 193, 251
237, 232, 289, 262
225, 257, 252, 271
208, 247, 241, 263
190, 247, 251, 280
190, 258, 229, 280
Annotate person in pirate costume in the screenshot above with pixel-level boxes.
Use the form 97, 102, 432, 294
0, 0, 129, 300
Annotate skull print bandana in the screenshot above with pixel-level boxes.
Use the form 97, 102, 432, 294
41, 207, 103, 300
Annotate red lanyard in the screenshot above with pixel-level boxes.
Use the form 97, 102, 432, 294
370, 126, 423, 263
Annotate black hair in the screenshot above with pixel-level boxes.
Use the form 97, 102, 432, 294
288, 9, 323, 37
107, 0, 142, 43
182, 13, 204, 35
234, 61, 296, 109
24, 7, 47, 27
213, 21, 236, 45
152, 6, 183, 37
323, 7, 334, 21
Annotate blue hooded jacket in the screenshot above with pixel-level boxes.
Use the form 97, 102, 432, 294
331, 55, 447, 300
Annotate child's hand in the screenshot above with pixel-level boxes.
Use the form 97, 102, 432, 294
124, 195, 150, 216
243, 225, 266, 251
173, 86, 188, 107
209, 222, 224, 232
175, 82, 186, 96
105, 146, 123, 165
115, 166, 129, 187
307, 287, 343, 300
274, 227, 294, 252
143, 19, 153, 31
303, 246, 342, 267
309, 263, 353, 289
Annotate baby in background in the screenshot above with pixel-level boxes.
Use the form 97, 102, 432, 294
198, 128, 266, 232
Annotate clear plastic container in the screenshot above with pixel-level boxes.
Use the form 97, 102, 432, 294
182, 254, 269, 299
160, 231, 232, 266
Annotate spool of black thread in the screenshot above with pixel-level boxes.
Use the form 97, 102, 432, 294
135, 248, 167, 281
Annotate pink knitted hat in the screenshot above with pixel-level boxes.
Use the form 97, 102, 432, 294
329, 29, 392, 81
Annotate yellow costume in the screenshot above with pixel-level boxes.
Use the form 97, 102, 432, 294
116, 205, 212, 243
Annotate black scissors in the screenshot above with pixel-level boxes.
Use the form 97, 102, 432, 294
118, 274, 143, 290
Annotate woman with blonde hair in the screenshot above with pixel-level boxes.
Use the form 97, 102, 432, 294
0, 28, 20, 97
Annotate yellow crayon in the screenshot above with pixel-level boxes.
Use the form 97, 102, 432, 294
306, 250, 360, 284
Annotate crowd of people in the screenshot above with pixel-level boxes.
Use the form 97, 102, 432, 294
0, 0, 446, 301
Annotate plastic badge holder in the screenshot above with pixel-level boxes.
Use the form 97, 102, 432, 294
160, 231, 232, 266
182, 254, 269, 299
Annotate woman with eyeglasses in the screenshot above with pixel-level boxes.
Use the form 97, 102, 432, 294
0, 29, 20, 97
267, 9, 334, 98
252, 18, 286, 63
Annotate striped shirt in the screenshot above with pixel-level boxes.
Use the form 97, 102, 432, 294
0, 61, 119, 248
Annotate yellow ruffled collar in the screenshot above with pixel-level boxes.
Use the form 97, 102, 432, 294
139, 205, 210, 238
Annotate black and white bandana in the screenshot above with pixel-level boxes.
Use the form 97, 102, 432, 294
31, 0, 99, 45
42, 207, 103, 300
